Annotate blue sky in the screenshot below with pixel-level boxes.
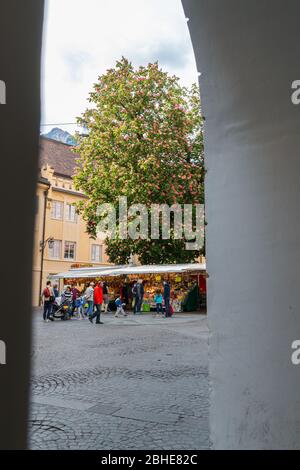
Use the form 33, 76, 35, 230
41, 0, 198, 135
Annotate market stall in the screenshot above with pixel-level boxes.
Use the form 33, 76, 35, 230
49, 263, 207, 313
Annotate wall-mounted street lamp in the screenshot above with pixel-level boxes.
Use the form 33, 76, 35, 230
40, 236, 54, 252
39, 231, 54, 305
39, 237, 54, 305
39, 236, 54, 306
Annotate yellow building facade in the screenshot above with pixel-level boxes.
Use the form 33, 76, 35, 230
32, 137, 110, 306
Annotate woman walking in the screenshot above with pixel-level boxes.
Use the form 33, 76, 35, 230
102, 281, 110, 313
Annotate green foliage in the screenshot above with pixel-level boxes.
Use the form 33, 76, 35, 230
73, 57, 205, 264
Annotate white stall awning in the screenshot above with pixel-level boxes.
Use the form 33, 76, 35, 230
49, 263, 206, 280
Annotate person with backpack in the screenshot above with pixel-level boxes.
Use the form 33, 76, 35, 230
42, 280, 55, 322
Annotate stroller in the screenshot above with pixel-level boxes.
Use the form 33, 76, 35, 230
52, 296, 72, 321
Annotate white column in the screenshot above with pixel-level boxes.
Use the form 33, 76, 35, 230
183, 0, 300, 449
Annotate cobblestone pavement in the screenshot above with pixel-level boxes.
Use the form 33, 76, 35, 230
29, 310, 210, 450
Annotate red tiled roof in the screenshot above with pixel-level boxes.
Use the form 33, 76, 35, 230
39, 137, 78, 178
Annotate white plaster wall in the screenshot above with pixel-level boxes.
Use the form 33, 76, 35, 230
183, 0, 300, 449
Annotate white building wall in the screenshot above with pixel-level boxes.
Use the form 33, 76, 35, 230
183, 0, 300, 449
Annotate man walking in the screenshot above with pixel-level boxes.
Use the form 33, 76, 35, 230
89, 281, 103, 324
132, 281, 138, 314
163, 280, 171, 317
42, 280, 54, 322
85, 282, 95, 317
135, 279, 144, 315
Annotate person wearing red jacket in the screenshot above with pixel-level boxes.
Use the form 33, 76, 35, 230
89, 281, 103, 324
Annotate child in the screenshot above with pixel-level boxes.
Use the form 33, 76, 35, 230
61, 286, 73, 317
62, 285, 72, 303
76, 296, 86, 320
154, 290, 163, 316
115, 296, 127, 317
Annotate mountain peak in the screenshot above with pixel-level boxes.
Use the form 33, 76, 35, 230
42, 127, 76, 146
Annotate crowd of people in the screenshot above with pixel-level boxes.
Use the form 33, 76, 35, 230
41, 278, 172, 324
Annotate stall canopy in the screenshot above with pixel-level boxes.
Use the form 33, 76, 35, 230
49, 263, 206, 280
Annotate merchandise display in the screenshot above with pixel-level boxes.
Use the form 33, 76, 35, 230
62, 271, 207, 313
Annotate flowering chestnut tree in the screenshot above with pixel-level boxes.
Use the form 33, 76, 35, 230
73, 58, 205, 264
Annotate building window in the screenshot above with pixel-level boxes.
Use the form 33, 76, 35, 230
64, 241, 76, 260
65, 203, 77, 222
51, 200, 63, 220
91, 244, 102, 262
48, 240, 62, 259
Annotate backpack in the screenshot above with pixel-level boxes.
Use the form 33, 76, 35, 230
43, 287, 54, 302
132, 284, 137, 296
43, 287, 50, 298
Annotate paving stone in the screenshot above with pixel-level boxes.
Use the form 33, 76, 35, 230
87, 404, 122, 415
31, 395, 95, 411
29, 310, 210, 450
112, 408, 180, 424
